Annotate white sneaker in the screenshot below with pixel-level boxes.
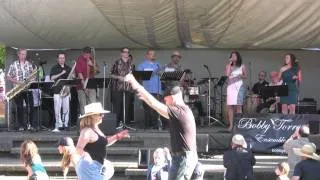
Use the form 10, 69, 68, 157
52, 128, 60, 132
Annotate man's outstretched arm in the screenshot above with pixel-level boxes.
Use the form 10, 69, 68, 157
125, 74, 169, 119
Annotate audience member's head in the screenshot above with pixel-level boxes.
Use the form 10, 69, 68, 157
275, 162, 290, 177
153, 148, 166, 166
231, 134, 247, 149
298, 125, 310, 138
293, 143, 319, 160
20, 139, 39, 164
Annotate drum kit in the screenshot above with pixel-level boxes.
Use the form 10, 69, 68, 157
181, 70, 227, 127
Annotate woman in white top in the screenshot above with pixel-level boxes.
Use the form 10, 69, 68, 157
225, 51, 247, 132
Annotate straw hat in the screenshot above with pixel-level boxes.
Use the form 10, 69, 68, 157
293, 143, 320, 160
232, 134, 247, 148
79, 102, 110, 119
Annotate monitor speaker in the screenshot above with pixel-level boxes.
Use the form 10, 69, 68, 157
99, 113, 117, 135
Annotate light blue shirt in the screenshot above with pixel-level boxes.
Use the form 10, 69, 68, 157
137, 60, 162, 94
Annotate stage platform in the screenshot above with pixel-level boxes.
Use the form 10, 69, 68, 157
0, 126, 319, 179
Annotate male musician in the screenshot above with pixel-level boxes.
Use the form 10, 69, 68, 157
164, 51, 186, 91
7, 49, 35, 131
252, 71, 269, 97
75, 47, 98, 115
50, 52, 72, 132
110, 47, 135, 127
137, 49, 162, 129
256, 71, 283, 113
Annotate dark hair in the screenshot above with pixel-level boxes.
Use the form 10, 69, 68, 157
120, 47, 130, 53
285, 53, 300, 69
229, 51, 242, 67
82, 46, 91, 53
57, 51, 66, 57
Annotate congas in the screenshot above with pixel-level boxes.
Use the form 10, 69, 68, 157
243, 95, 261, 114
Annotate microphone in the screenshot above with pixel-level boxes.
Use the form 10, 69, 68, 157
203, 65, 208, 69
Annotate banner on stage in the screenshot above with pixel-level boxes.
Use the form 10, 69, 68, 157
234, 114, 319, 154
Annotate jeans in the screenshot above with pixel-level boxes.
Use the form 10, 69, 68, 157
169, 151, 198, 180
75, 157, 104, 180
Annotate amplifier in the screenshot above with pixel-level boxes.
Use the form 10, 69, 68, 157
296, 101, 317, 114
99, 113, 117, 135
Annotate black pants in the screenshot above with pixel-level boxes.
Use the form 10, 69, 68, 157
111, 90, 134, 125
14, 91, 34, 129
142, 93, 160, 129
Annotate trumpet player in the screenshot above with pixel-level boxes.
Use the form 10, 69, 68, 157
7, 49, 35, 131
50, 52, 72, 132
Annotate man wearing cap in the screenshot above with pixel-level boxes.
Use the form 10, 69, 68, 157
163, 51, 185, 91
223, 134, 256, 180
125, 74, 198, 180
291, 143, 320, 180
283, 125, 310, 177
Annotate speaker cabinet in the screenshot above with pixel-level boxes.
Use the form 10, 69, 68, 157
99, 113, 117, 135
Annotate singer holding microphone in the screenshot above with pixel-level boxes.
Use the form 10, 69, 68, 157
225, 51, 247, 132
279, 53, 302, 114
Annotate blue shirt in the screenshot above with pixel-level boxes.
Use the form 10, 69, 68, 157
137, 60, 162, 94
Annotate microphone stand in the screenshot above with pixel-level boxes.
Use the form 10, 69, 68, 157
102, 62, 107, 108
204, 65, 225, 127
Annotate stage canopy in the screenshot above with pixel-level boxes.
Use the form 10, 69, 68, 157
0, 0, 320, 49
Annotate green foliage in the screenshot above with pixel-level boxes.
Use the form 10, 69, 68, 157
0, 45, 5, 69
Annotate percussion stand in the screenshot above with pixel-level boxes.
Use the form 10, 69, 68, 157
203, 66, 226, 127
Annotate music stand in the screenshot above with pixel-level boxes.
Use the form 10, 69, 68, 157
83, 78, 111, 89
116, 71, 152, 131
29, 81, 55, 131
160, 71, 184, 81
261, 85, 288, 113
133, 71, 153, 81
211, 76, 228, 126
261, 85, 288, 98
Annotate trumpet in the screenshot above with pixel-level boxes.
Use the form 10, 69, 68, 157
5, 69, 38, 101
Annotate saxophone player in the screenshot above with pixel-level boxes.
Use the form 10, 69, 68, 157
7, 49, 35, 131
50, 52, 72, 132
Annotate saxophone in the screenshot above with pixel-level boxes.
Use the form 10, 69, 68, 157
5, 69, 38, 101
60, 62, 76, 97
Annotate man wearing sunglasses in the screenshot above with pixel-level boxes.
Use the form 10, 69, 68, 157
110, 47, 135, 127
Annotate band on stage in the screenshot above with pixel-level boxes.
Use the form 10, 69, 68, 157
5, 48, 303, 132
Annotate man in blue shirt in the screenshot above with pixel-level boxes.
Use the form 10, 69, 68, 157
137, 50, 162, 129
